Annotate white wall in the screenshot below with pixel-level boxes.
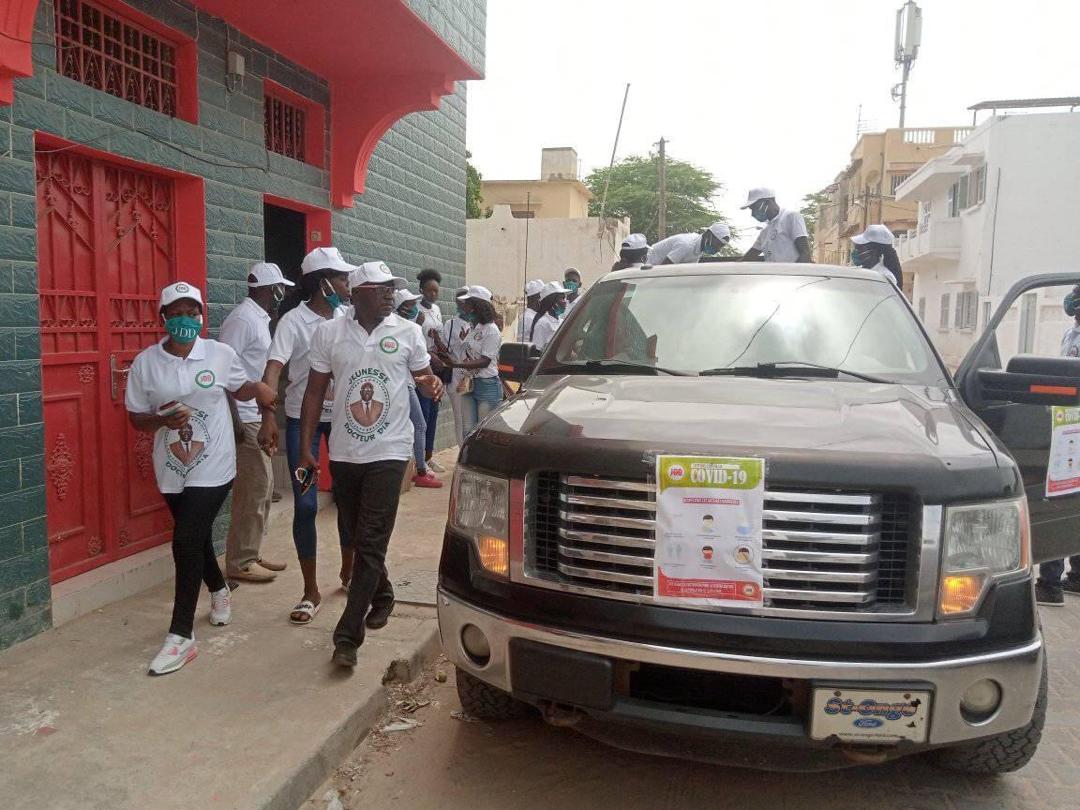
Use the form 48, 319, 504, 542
909, 113, 1080, 369
466, 204, 630, 301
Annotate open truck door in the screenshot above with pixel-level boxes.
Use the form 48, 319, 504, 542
956, 272, 1080, 563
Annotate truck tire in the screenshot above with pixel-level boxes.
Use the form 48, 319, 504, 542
455, 667, 528, 720
928, 659, 1047, 774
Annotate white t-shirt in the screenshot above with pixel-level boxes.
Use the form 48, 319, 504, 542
418, 301, 443, 351
1061, 325, 1080, 358
518, 308, 537, 343
532, 313, 561, 350
647, 233, 701, 265
218, 297, 271, 423
269, 302, 343, 421
443, 316, 473, 387
124, 337, 249, 494
463, 322, 502, 379
751, 209, 809, 263
308, 313, 431, 465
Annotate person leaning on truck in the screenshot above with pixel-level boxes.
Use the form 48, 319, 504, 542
646, 222, 731, 265
740, 187, 812, 263
852, 224, 904, 287
612, 233, 650, 271
1036, 283, 1080, 606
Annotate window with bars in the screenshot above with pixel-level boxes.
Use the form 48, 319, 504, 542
55, 0, 185, 118
265, 93, 307, 162
889, 173, 911, 195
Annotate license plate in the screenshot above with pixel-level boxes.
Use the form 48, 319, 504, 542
810, 687, 930, 743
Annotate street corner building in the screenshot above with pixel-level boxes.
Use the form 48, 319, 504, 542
0, 0, 486, 648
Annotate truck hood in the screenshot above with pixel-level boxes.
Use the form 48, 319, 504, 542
465, 374, 1018, 501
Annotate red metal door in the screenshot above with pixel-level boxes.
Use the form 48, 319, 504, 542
36, 150, 183, 582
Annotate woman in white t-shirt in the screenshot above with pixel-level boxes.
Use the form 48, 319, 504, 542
530, 281, 569, 351
446, 286, 503, 435
435, 287, 473, 445
125, 282, 276, 676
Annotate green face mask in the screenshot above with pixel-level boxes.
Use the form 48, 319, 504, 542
165, 315, 201, 344
404, 305, 420, 320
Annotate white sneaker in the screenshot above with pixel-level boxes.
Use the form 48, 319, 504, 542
428, 458, 446, 473
148, 633, 197, 676
209, 585, 232, 626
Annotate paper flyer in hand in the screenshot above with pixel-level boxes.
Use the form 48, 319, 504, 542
654, 455, 765, 607
1046, 406, 1080, 497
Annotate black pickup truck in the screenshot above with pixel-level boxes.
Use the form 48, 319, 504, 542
437, 263, 1080, 772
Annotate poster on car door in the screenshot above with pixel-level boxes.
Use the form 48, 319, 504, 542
1046, 406, 1080, 497
654, 455, 765, 607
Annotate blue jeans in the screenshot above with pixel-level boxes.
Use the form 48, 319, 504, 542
408, 387, 427, 474
461, 377, 502, 436
1038, 556, 1080, 587
418, 392, 439, 457
285, 417, 342, 561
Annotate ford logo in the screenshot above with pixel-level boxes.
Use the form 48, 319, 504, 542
854, 718, 884, 729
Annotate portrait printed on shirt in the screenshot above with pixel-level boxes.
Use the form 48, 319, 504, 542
344, 366, 392, 441
164, 409, 211, 477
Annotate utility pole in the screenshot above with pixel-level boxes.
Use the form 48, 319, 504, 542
892, 1, 922, 128
656, 137, 667, 240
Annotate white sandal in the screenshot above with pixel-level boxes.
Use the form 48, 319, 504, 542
289, 600, 320, 625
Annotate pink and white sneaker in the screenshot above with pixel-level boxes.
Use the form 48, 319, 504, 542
209, 585, 232, 626
148, 633, 197, 676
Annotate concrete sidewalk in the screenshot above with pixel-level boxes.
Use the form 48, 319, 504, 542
0, 450, 456, 810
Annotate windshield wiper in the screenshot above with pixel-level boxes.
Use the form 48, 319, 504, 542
699, 362, 893, 384
543, 360, 689, 376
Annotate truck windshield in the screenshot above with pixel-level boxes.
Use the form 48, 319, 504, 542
537, 273, 948, 385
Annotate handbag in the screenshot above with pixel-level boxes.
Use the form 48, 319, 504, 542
457, 375, 474, 395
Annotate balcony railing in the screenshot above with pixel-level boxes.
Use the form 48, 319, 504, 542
897, 217, 961, 264
898, 127, 973, 146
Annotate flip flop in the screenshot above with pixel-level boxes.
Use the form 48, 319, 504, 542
289, 600, 320, 625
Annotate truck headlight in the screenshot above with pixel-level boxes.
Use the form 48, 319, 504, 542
449, 467, 509, 578
938, 497, 1030, 618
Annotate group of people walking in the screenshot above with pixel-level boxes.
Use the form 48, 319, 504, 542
125, 247, 510, 676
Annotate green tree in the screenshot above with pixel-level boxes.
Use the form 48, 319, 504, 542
465, 150, 487, 219
800, 190, 831, 254
585, 154, 727, 244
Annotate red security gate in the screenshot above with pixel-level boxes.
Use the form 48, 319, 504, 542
36, 148, 190, 582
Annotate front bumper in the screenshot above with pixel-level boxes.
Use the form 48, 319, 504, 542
439, 588, 1044, 748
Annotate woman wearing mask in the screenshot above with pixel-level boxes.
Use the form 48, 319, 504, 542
435, 287, 473, 446
395, 288, 443, 488
612, 233, 650, 271
445, 285, 502, 434
530, 281, 569, 351
415, 269, 445, 472
125, 282, 277, 675
851, 225, 903, 288
258, 247, 353, 626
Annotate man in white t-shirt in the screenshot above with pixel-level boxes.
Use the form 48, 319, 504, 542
219, 262, 293, 583
647, 222, 732, 265
518, 279, 544, 342
741, 187, 811, 263
299, 261, 444, 666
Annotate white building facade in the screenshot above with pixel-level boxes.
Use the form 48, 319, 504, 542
896, 112, 1080, 369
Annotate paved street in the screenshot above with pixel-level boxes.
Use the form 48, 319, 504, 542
307, 597, 1080, 810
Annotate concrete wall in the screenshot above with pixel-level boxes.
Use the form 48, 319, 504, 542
466, 205, 628, 301
0, 0, 485, 649
905, 114, 1080, 369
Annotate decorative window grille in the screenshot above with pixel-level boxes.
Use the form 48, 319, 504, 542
55, 0, 179, 117
265, 93, 307, 162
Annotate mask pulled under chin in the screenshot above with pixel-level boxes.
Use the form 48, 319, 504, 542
165, 315, 201, 344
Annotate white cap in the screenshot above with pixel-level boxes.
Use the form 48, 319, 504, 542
455, 286, 469, 298
524, 279, 545, 296
247, 262, 295, 288
392, 288, 421, 309
851, 224, 895, 247
706, 222, 732, 243
300, 246, 355, 276
159, 281, 203, 309
461, 284, 493, 303
348, 261, 407, 290
621, 233, 649, 250
539, 281, 568, 300
740, 187, 776, 209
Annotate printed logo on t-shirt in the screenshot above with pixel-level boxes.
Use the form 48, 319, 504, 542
344, 367, 391, 441
164, 411, 211, 477
379, 336, 399, 354
194, 369, 216, 389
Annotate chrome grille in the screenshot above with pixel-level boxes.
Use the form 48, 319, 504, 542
526, 473, 916, 615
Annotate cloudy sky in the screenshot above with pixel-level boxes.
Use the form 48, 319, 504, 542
465, 0, 1080, 248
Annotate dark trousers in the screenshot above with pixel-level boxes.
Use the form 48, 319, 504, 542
1038, 556, 1080, 586
163, 482, 232, 639
330, 459, 407, 649
418, 393, 439, 457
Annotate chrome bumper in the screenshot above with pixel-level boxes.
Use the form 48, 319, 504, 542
438, 588, 1044, 746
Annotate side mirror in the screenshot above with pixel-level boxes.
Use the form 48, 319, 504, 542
498, 342, 541, 383
977, 355, 1080, 406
